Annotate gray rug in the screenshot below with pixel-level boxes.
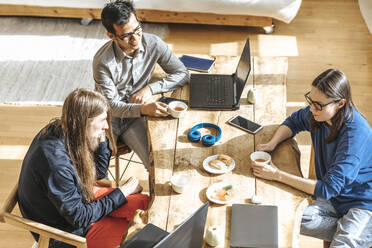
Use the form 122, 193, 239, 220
0, 17, 169, 105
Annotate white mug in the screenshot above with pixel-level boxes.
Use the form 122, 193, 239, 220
168, 101, 188, 118
170, 174, 189, 193
250, 151, 271, 165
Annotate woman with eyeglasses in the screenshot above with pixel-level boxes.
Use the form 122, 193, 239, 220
251, 69, 372, 247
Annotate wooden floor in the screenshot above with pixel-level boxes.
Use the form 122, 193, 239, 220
1, 0, 371, 247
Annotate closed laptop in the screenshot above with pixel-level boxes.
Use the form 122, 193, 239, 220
230, 204, 278, 248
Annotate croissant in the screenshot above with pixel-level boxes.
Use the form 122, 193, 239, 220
209, 159, 225, 170
217, 154, 233, 166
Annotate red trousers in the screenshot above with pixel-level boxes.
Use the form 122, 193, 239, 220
85, 186, 149, 248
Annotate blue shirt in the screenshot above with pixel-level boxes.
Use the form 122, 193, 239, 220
282, 106, 372, 214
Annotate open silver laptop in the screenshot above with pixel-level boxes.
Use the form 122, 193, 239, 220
121, 202, 209, 248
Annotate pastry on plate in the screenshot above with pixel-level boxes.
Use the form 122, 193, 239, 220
212, 185, 235, 202
217, 154, 233, 166
209, 159, 225, 170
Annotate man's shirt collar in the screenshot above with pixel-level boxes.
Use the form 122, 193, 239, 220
113, 40, 145, 60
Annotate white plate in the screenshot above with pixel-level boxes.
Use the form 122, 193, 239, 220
206, 182, 235, 205
203, 154, 235, 174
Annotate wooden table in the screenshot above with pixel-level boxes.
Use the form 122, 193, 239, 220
146, 56, 311, 248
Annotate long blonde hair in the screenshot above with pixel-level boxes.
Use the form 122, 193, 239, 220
41, 89, 116, 202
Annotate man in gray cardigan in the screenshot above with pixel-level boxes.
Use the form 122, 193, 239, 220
93, 0, 189, 168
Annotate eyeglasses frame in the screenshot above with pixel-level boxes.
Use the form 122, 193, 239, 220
304, 91, 340, 111
115, 23, 142, 41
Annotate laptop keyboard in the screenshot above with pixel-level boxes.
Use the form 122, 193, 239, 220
207, 76, 229, 105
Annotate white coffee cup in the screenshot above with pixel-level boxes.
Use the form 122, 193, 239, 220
250, 151, 271, 164
170, 174, 189, 193
168, 101, 188, 118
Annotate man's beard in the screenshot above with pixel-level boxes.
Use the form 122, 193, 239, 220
87, 135, 100, 152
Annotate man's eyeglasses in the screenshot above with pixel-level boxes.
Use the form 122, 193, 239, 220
116, 24, 142, 41
304, 92, 339, 111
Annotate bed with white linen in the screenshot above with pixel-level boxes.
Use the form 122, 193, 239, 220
0, 0, 302, 32
359, 0, 372, 35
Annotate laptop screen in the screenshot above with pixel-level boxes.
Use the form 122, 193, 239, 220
154, 202, 209, 248
234, 39, 251, 100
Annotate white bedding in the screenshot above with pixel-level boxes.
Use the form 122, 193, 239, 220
2, 0, 302, 23
135, 0, 302, 23
359, 0, 372, 35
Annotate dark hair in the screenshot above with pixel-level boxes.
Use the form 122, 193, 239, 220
40, 89, 116, 202
101, 0, 137, 34
310, 69, 356, 143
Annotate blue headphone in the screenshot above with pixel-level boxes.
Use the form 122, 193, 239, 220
187, 123, 222, 147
